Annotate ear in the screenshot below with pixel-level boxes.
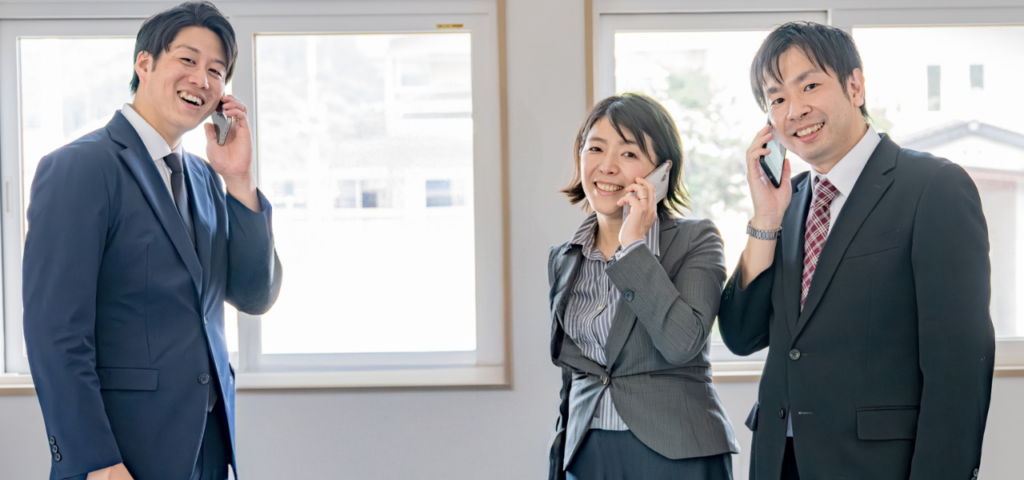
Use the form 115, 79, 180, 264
848, 68, 866, 109
135, 51, 153, 87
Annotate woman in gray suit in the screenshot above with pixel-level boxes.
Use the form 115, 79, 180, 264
548, 93, 739, 480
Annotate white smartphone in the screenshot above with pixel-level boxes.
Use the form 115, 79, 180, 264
622, 160, 672, 222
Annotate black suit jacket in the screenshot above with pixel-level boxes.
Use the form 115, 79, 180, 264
718, 135, 994, 480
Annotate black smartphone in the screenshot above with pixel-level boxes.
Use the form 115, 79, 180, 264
212, 101, 231, 146
759, 124, 786, 188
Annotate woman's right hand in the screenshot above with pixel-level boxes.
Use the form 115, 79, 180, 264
746, 124, 793, 230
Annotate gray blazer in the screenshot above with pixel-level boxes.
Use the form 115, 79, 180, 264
547, 216, 740, 478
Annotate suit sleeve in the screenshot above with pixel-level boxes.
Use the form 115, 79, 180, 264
605, 219, 726, 365
717, 256, 774, 356
224, 189, 282, 315
22, 149, 123, 477
908, 163, 994, 480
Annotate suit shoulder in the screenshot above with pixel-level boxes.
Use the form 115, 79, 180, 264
39, 128, 119, 173
669, 216, 721, 242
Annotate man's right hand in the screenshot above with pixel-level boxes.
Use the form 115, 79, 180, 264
739, 125, 793, 289
746, 124, 793, 230
87, 463, 134, 480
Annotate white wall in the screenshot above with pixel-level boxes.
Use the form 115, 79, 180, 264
3, 0, 1024, 478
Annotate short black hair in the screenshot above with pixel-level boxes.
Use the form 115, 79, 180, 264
563, 93, 690, 217
130, 1, 236, 94
750, 21, 869, 121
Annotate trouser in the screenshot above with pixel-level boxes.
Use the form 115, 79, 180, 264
566, 429, 733, 480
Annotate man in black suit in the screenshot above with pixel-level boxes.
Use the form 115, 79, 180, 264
718, 22, 994, 480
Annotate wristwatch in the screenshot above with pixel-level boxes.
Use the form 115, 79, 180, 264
747, 221, 782, 240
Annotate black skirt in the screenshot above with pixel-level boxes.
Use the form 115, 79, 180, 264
566, 430, 733, 480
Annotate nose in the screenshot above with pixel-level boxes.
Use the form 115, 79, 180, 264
187, 69, 209, 90
597, 154, 620, 175
787, 97, 812, 123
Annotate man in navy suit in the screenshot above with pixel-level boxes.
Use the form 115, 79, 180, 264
23, 2, 281, 479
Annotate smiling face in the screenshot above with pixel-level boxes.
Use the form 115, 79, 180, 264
580, 117, 660, 218
763, 46, 867, 172
133, 26, 227, 144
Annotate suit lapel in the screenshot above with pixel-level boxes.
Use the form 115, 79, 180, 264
185, 154, 214, 294
603, 218, 679, 370
107, 112, 203, 298
793, 136, 898, 339
550, 244, 583, 359
783, 174, 812, 334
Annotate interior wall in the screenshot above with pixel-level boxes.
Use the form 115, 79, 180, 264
2, 0, 1024, 479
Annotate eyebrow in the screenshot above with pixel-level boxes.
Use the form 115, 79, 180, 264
765, 68, 819, 96
173, 44, 227, 69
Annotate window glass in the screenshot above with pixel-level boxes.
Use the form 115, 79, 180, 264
254, 33, 477, 354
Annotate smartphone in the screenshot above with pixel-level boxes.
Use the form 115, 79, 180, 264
759, 124, 786, 188
212, 101, 231, 146
622, 160, 672, 222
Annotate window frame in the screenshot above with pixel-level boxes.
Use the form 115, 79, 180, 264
0, 0, 509, 391
593, 4, 1024, 378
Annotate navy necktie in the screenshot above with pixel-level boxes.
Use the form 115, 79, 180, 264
163, 153, 196, 247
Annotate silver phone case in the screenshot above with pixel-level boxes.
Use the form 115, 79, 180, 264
212, 110, 231, 146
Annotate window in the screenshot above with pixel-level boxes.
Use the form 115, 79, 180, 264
232, 12, 504, 387
598, 11, 827, 368
927, 65, 942, 111
971, 64, 984, 90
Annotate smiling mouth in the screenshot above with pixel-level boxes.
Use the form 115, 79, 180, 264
795, 123, 824, 138
595, 182, 623, 193
178, 91, 204, 107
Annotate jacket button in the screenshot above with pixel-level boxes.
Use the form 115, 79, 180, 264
602, 376, 609, 385
779, 409, 786, 419
49, 436, 56, 445
624, 291, 634, 301
53, 453, 61, 462
203, 315, 208, 325
199, 374, 211, 385
51, 445, 58, 453
789, 349, 801, 361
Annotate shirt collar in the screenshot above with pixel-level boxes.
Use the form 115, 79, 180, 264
569, 212, 661, 258
811, 125, 881, 198
121, 103, 185, 162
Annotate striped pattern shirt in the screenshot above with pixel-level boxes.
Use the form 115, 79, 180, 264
564, 213, 660, 431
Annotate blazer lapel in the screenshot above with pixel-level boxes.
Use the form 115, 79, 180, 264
550, 244, 584, 359
603, 218, 678, 370
794, 135, 898, 339
107, 112, 203, 298
783, 174, 812, 334
184, 154, 214, 294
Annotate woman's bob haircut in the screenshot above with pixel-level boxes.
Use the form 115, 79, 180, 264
562, 93, 689, 217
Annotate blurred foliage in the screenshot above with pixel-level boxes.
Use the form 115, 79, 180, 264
665, 68, 751, 221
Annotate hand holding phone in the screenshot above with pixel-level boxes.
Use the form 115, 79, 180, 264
622, 160, 672, 222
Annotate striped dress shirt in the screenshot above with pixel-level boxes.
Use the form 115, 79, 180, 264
564, 212, 660, 431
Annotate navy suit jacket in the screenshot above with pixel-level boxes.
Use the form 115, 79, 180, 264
23, 112, 282, 480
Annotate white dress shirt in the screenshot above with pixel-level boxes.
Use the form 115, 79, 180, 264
788, 124, 881, 437
120, 103, 185, 196
810, 125, 881, 239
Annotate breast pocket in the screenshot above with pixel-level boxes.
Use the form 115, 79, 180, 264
845, 229, 900, 259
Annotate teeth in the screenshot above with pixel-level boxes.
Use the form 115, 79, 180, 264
595, 182, 623, 192
796, 123, 823, 137
178, 92, 203, 106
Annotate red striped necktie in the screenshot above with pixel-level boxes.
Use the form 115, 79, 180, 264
801, 177, 839, 310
